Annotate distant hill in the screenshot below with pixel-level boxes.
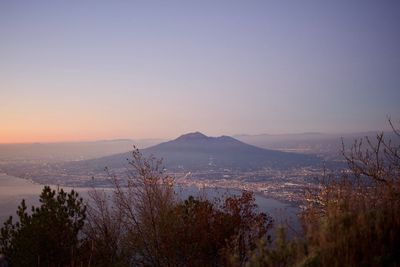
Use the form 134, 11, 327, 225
0, 138, 164, 162
234, 131, 399, 157
68, 132, 320, 172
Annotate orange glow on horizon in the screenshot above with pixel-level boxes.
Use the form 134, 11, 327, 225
0, 121, 139, 144
0, 130, 126, 144
0, 123, 178, 144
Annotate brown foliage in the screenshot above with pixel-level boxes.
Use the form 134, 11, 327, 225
245, 118, 400, 267
86, 147, 272, 267
299, 119, 400, 267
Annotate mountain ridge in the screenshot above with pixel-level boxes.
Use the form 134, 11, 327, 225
66, 132, 320, 172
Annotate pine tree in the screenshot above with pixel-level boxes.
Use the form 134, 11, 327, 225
0, 186, 87, 267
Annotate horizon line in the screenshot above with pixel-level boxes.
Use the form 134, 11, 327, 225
0, 129, 390, 145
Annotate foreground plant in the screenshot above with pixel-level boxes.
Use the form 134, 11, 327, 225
0, 186, 87, 267
245, 118, 400, 267
86, 147, 273, 267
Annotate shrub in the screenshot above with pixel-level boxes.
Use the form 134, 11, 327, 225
246, 118, 400, 267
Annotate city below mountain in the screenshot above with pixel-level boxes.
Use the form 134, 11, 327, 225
68, 132, 320, 172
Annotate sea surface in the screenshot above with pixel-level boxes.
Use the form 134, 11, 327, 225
0, 173, 299, 230
0, 173, 90, 223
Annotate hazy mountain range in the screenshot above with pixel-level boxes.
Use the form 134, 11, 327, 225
4, 130, 396, 184
0, 139, 163, 162
234, 131, 398, 157
65, 132, 320, 172
1, 131, 395, 164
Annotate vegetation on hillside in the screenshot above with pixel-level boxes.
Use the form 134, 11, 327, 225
84, 148, 272, 267
0, 148, 272, 267
243, 119, 400, 267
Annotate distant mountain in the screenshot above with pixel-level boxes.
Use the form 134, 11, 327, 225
234, 131, 398, 157
68, 132, 320, 172
0, 138, 165, 162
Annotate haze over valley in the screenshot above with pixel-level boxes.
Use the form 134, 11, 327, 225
0, 131, 372, 204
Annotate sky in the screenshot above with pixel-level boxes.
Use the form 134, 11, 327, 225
1, 1, 400, 143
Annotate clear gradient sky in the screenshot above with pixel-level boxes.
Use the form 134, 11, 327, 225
1, 1, 400, 143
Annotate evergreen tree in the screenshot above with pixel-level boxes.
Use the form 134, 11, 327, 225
0, 186, 87, 267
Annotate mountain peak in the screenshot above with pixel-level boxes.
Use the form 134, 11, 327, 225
175, 132, 209, 141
